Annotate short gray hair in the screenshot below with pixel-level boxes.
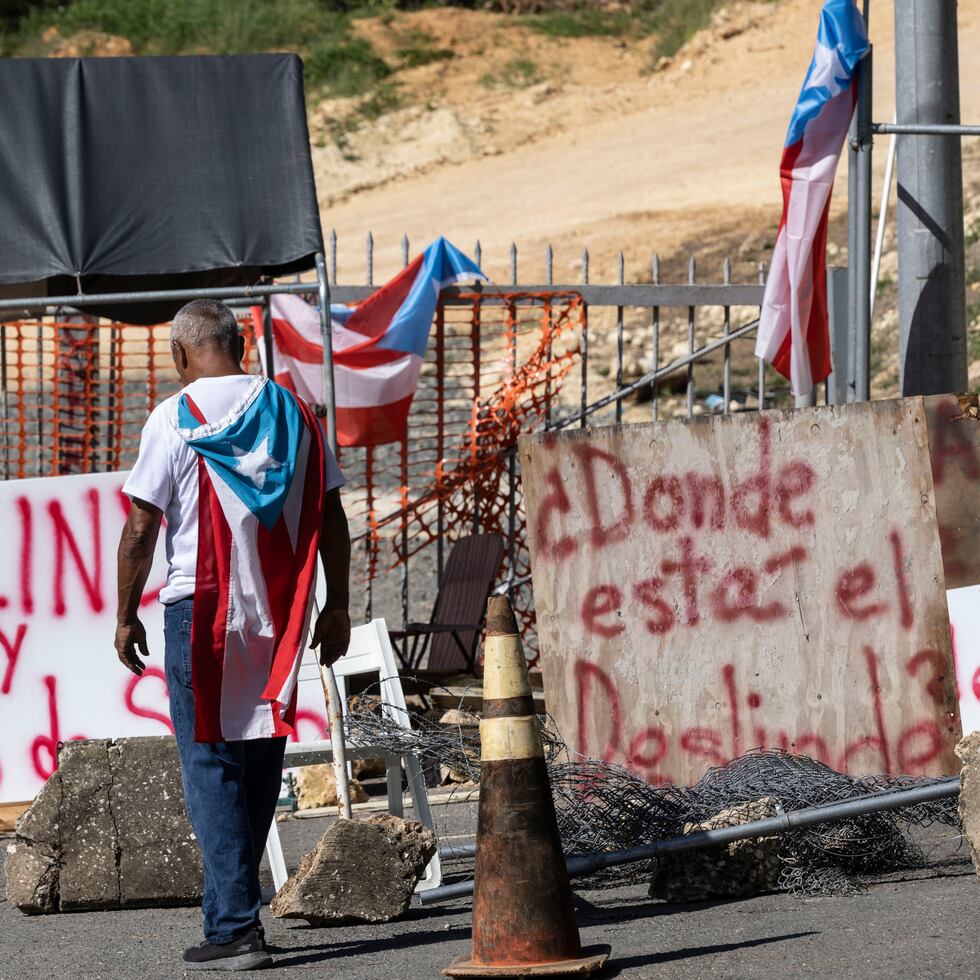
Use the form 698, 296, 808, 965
171, 299, 239, 355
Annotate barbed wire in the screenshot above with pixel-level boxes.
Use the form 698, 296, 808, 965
341, 683, 965, 897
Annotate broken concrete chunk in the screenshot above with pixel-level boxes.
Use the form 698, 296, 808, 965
4, 737, 203, 914
955, 731, 980, 876
650, 797, 782, 902
271, 814, 437, 925
57, 740, 118, 911
294, 764, 370, 810
4, 837, 61, 914
110, 738, 204, 907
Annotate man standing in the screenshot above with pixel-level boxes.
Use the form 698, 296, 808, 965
114, 299, 350, 971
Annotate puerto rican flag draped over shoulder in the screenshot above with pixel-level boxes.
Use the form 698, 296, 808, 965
253, 236, 486, 447
755, 0, 869, 396
172, 376, 325, 742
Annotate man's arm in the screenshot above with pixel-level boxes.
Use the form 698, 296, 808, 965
115, 498, 163, 676
310, 487, 352, 667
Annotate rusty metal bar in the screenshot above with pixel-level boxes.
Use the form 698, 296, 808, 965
723, 257, 732, 415
0, 323, 8, 480
687, 257, 696, 418
580, 248, 589, 428
365, 446, 374, 622
435, 303, 446, 581
615, 253, 624, 425
35, 324, 43, 474
757, 261, 767, 410
400, 442, 409, 625
651, 254, 660, 422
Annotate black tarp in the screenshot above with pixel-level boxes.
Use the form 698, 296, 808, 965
0, 53, 322, 322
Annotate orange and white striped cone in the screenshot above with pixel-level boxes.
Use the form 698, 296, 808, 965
444, 596, 610, 977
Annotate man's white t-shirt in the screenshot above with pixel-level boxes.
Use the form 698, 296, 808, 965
122, 375, 345, 605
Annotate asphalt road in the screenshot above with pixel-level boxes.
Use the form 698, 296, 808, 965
2, 803, 978, 980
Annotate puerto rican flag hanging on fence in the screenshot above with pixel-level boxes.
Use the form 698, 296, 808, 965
173, 376, 325, 742
253, 236, 486, 447
755, 0, 869, 396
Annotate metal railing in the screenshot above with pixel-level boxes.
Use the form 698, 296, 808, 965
0, 236, 783, 662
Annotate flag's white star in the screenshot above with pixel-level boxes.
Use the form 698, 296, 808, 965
232, 434, 283, 490
806, 42, 848, 100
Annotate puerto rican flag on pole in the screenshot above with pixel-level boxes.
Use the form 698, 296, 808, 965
755, 0, 869, 396
254, 236, 486, 447
173, 376, 326, 742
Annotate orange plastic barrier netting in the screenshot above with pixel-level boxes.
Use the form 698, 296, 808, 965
0, 295, 586, 663
336, 292, 586, 662
0, 316, 260, 479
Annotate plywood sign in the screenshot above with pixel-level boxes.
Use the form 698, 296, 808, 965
926, 393, 980, 590
0, 471, 334, 804
520, 399, 961, 786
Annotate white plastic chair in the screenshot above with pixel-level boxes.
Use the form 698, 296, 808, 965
264, 618, 442, 893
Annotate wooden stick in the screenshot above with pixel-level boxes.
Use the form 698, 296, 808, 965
319, 660, 353, 820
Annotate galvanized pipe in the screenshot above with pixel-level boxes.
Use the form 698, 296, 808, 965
0, 282, 765, 315
0, 279, 319, 313
419, 777, 960, 905
848, 42, 874, 403
315, 251, 337, 454
895, 0, 968, 396
874, 122, 980, 136
870, 115, 898, 325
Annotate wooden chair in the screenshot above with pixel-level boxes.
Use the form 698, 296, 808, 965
388, 533, 505, 675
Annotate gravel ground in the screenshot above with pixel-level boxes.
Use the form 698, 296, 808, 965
1, 797, 978, 980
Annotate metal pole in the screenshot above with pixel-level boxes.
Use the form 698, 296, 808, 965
315, 251, 337, 454
261, 296, 276, 380
848, 42, 874, 402
419, 777, 960, 905
875, 121, 980, 136
870, 116, 898, 325
895, 0, 968, 395
313, 249, 347, 815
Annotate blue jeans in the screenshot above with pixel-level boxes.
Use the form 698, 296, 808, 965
164, 597, 286, 945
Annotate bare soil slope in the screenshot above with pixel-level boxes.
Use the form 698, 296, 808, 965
314, 0, 980, 296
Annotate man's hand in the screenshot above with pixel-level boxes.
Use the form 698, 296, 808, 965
311, 606, 351, 668
115, 618, 149, 676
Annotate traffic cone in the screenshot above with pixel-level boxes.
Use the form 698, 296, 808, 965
444, 596, 610, 977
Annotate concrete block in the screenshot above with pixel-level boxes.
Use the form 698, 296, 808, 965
650, 797, 782, 902
3, 737, 203, 914
110, 738, 203, 907
271, 814, 437, 925
955, 731, 980, 876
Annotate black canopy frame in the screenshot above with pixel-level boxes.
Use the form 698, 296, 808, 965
0, 53, 337, 448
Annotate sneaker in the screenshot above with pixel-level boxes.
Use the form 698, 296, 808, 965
182, 928, 273, 971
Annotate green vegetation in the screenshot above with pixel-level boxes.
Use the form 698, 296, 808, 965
967, 218, 980, 249
5, 0, 345, 57
0, 0, 395, 98
394, 27, 454, 68
526, 9, 632, 39
480, 55, 541, 89
526, 0, 722, 59
0, 0, 724, 102
305, 36, 391, 96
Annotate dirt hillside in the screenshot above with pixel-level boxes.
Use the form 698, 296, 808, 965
312, 0, 980, 296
